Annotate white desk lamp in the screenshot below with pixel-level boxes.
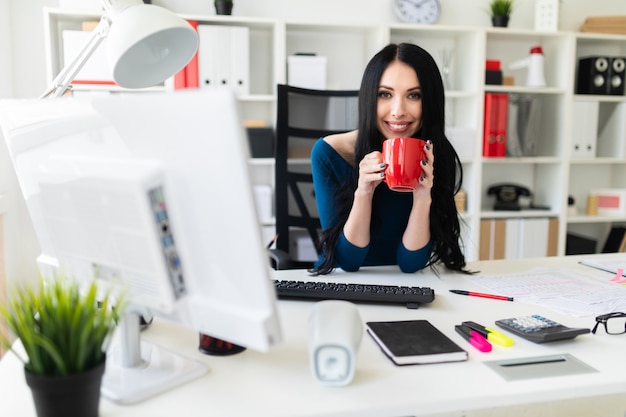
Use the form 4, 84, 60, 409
40, 0, 199, 98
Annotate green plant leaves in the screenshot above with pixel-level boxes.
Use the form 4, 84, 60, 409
0, 274, 126, 376
489, 0, 514, 17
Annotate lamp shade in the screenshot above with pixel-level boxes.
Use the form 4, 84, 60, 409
106, 4, 198, 89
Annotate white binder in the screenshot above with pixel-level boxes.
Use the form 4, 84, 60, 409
197, 25, 249, 96
197, 24, 218, 89
570, 101, 598, 159
230, 26, 250, 96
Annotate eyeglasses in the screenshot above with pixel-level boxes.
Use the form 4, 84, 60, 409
592, 312, 626, 335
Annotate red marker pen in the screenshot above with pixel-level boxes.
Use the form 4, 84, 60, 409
450, 289, 514, 302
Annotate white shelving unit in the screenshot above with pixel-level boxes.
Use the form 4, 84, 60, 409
43, 7, 626, 261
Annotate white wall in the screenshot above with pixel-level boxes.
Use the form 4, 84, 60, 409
0, 0, 13, 99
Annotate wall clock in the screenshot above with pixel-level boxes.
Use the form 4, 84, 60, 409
393, 0, 441, 25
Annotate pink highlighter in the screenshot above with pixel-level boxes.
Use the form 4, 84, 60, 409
455, 325, 492, 352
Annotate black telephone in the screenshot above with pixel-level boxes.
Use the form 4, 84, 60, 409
487, 183, 531, 211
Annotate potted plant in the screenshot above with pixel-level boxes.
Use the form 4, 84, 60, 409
0, 275, 125, 417
215, 0, 233, 15
488, 0, 514, 27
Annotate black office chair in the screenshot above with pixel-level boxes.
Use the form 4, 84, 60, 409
270, 84, 359, 270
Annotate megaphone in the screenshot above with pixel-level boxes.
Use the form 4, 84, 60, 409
510, 46, 546, 87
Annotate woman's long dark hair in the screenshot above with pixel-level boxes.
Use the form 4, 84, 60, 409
311, 43, 468, 275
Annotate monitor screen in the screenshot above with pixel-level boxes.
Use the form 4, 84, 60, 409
0, 88, 282, 403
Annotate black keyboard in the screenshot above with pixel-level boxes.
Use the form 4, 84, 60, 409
273, 280, 434, 309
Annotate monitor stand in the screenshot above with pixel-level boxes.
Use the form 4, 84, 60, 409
101, 311, 208, 405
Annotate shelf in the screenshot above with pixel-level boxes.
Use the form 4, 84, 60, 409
482, 157, 562, 164
569, 158, 626, 165
573, 94, 626, 102
568, 215, 626, 224
484, 85, 566, 95
248, 158, 275, 166
480, 210, 560, 219
43, 8, 626, 261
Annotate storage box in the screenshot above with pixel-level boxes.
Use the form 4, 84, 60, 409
247, 128, 274, 158
287, 55, 327, 90
566, 233, 597, 255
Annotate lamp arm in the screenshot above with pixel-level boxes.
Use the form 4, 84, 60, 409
40, 16, 111, 99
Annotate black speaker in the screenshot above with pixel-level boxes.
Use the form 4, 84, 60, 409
576, 56, 610, 94
577, 56, 626, 95
608, 57, 625, 95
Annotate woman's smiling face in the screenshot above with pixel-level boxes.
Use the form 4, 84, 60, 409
376, 60, 423, 140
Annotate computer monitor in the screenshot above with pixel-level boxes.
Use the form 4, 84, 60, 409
0, 88, 282, 404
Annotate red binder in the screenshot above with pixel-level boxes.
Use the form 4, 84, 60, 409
185, 20, 199, 88
172, 20, 199, 89
483, 93, 508, 157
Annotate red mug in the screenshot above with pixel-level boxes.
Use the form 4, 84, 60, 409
382, 137, 426, 192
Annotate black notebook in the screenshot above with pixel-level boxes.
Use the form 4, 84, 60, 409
366, 320, 468, 366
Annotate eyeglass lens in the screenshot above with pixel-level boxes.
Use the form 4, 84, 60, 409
604, 315, 626, 334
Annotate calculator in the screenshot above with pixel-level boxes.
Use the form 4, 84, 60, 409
495, 315, 590, 344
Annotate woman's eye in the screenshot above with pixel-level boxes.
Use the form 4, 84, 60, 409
378, 91, 391, 99
409, 92, 422, 100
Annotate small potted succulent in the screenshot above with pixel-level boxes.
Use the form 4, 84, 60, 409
488, 0, 514, 27
0, 275, 125, 417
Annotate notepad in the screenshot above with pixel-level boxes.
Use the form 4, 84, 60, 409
366, 320, 468, 366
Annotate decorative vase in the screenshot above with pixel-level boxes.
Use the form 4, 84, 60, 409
214, 1, 233, 15
24, 360, 106, 417
491, 16, 510, 27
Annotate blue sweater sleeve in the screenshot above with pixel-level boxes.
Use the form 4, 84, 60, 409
312, 139, 367, 271
311, 139, 349, 230
397, 240, 432, 273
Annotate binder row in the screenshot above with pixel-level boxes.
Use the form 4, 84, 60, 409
479, 218, 559, 260
173, 21, 250, 96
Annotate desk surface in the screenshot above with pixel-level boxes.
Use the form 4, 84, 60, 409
2, 254, 626, 417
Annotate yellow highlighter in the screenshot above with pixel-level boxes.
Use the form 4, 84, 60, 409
462, 321, 514, 347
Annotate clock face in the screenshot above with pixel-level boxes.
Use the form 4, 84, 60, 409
393, 0, 441, 24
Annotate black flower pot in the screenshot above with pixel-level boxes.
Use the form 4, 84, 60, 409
24, 360, 106, 417
491, 16, 510, 27
215, 1, 233, 15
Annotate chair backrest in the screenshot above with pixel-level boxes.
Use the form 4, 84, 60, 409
274, 84, 359, 269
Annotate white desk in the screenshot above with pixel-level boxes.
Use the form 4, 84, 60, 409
2, 255, 626, 417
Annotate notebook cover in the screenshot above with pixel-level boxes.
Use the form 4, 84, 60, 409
366, 320, 468, 366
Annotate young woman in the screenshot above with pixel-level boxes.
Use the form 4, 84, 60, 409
310, 42, 467, 275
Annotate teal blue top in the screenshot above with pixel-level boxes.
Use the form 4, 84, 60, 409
311, 139, 432, 273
